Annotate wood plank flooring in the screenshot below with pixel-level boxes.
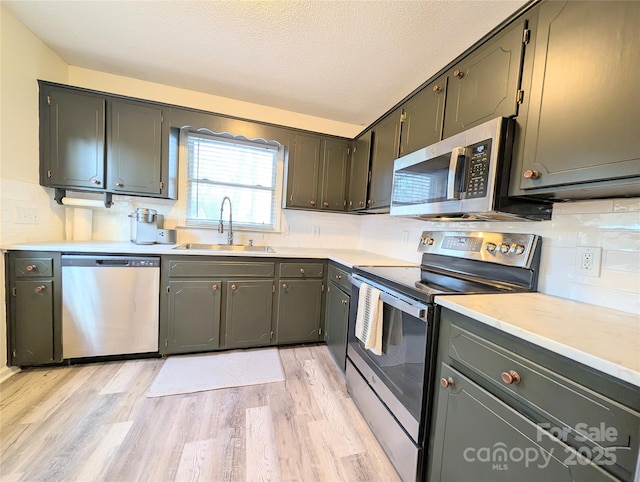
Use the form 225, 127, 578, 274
0, 345, 400, 482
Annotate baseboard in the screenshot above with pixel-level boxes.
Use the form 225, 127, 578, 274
0, 365, 21, 383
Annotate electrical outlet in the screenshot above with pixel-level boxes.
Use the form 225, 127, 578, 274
576, 247, 602, 277
14, 207, 39, 224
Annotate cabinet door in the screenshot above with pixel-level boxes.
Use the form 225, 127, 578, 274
443, 19, 527, 139
348, 131, 371, 211
276, 279, 323, 344
225, 280, 273, 348
429, 364, 618, 482
11, 280, 56, 366
399, 75, 447, 156
46, 89, 106, 189
286, 133, 321, 209
324, 283, 349, 371
518, 1, 640, 192
369, 109, 402, 210
320, 139, 349, 211
108, 100, 163, 195
166, 280, 221, 354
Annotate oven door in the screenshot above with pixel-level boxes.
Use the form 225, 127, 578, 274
348, 275, 432, 442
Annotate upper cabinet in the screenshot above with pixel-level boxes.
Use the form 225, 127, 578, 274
348, 130, 372, 211
39, 82, 176, 200
368, 107, 402, 210
512, 1, 640, 199
285, 133, 350, 211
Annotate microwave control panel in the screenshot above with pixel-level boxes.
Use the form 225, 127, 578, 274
464, 139, 492, 198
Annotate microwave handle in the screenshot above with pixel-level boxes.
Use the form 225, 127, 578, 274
447, 147, 467, 200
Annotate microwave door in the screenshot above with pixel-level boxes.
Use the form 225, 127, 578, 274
446, 147, 468, 200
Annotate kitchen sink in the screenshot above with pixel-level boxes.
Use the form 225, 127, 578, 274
173, 243, 275, 253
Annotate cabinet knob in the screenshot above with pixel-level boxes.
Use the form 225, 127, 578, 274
309, 200, 316, 206
367, 199, 374, 205
501, 370, 521, 385
335, 274, 342, 280
91, 179, 101, 185
34, 285, 46, 293
282, 283, 288, 289
432, 84, 442, 93
231, 284, 237, 291
341, 299, 348, 305
523, 169, 540, 180
453, 69, 464, 79
440, 377, 454, 388
299, 268, 305, 274
26, 264, 37, 272
115, 181, 124, 187
323, 201, 329, 207
212, 284, 218, 291
359, 200, 365, 207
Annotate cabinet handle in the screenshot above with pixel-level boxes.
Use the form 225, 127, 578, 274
309, 200, 316, 206
299, 268, 305, 274
26, 264, 37, 272
34, 285, 46, 293
440, 377, 454, 388
115, 181, 124, 187
212, 284, 218, 291
501, 370, 521, 385
432, 84, 442, 93
91, 179, 101, 185
453, 69, 464, 79
523, 169, 540, 180
231, 284, 237, 291
282, 283, 288, 289
323, 201, 329, 207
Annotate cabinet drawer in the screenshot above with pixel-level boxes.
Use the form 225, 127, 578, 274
168, 260, 274, 278
14, 258, 54, 277
279, 262, 324, 278
447, 322, 640, 479
328, 263, 350, 292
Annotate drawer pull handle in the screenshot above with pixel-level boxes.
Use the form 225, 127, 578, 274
501, 370, 521, 385
26, 264, 37, 272
299, 268, 305, 274
440, 377, 454, 389
34, 285, 46, 293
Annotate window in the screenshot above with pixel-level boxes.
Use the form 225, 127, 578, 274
186, 131, 282, 230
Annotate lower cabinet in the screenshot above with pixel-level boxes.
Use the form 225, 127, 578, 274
428, 307, 640, 482
324, 263, 351, 371
225, 279, 274, 349
166, 280, 221, 354
5, 252, 62, 366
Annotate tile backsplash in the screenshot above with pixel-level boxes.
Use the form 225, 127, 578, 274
2, 179, 639, 315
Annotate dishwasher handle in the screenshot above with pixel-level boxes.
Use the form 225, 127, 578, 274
97, 259, 131, 266
61, 255, 160, 268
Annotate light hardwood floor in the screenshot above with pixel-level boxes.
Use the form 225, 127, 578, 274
0, 345, 401, 482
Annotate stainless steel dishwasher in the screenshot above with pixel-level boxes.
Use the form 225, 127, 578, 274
61, 255, 160, 358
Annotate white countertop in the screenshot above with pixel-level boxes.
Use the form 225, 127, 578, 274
436, 292, 640, 388
1, 240, 415, 269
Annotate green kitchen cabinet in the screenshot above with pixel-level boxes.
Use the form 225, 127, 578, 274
324, 263, 351, 371
442, 17, 530, 140
275, 261, 325, 345
285, 133, 350, 211
224, 279, 274, 348
348, 130, 371, 211
39, 82, 174, 200
399, 74, 447, 157
166, 280, 221, 354
5, 252, 62, 366
428, 307, 640, 482
513, 1, 640, 198
368, 107, 402, 211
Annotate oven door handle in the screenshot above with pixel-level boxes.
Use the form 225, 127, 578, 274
350, 275, 429, 321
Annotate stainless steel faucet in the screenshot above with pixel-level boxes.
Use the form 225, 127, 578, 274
218, 196, 234, 245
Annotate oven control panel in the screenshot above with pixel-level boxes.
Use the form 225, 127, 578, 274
418, 231, 540, 268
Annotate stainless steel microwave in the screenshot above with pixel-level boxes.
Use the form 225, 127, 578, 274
390, 117, 552, 221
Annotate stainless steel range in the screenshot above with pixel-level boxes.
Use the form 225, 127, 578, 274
346, 231, 542, 482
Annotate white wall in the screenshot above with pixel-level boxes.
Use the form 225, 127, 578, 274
358, 198, 640, 315
0, 5, 69, 379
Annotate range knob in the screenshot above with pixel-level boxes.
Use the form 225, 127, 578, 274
509, 243, 526, 255
420, 237, 435, 246
484, 242, 497, 253
499, 243, 510, 254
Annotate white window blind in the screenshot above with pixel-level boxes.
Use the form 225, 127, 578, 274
186, 132, 280, 229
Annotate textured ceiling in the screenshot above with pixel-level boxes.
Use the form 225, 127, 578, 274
4, 0, 528, 127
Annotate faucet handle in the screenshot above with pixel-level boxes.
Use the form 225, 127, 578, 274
248, 239, 254, 246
